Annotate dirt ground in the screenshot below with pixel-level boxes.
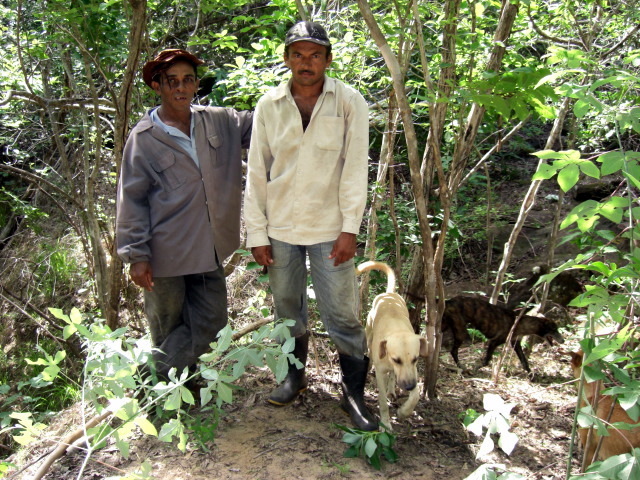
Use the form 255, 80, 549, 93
7, 328, 584, 480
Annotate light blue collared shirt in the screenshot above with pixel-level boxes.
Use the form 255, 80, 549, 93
150, 107, 199, 167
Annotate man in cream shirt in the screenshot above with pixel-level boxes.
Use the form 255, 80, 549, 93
244, 21, 376, 431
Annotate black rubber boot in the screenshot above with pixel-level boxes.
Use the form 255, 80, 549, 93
268, 332, 309, 406
339, 354, 378, 431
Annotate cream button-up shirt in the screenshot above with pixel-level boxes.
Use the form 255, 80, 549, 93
244, 76, 369, 247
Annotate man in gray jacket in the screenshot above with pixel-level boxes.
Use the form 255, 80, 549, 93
117, 49, 252, 384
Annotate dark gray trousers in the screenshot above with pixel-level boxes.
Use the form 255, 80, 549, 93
143, 269, 227, 380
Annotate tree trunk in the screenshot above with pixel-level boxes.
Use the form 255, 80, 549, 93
107, 0, 147, 329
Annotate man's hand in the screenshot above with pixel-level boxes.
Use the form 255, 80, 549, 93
129, 261, 154, 291
328, 232, 357, 266
251, 245, 274, 267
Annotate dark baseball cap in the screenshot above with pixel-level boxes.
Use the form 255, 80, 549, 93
142, 49, 205, 87
284, 21, 331, 48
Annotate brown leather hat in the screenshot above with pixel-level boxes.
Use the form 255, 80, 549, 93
142, 49, 205, 87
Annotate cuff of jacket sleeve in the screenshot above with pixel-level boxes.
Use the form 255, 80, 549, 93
341, 218, 362, 235
246, 231, 271, 249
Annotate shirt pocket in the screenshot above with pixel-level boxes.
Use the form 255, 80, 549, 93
315, 117, 345, 151
208, 134, 224, 167
149, 153, 186, 191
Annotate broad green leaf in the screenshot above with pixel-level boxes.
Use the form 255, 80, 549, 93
201, 367, 219, 381
214, 325, 234, 353
281, 336, 295, 353
180, 385, 195, 405
342, 432, 362, 444
574, 99, 590, 118
69, 308, 83, 325
378, 432, 391, 446
578, 160, 600, 179
343, 445, 359, 458
532, 163, 558, 180
158, 418, 181, 442
163, 388, 182, 411
63, 324, 77, 339
42, 365, 60, 382
558, 164, 580, 192
364, 437, 378, 457
274, 353, 289, 383
134, 416, 158, 436
382, 445, 398, 462
48, 308, 68, 321
600, 196, 627, 223
217, 381, 233, 404
533, 149, 581, 161
115, 436, 130, 458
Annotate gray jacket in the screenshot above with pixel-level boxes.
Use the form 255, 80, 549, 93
116, 105, 252, 277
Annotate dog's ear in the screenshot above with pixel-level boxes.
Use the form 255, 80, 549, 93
379, 340, 387, 359
419, 337, 429, 357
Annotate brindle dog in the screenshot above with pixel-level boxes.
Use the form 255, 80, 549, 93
442, 295, 564, 372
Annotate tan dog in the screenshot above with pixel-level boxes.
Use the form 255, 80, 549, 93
357, 261, 428, 430
569, 350, 640, 468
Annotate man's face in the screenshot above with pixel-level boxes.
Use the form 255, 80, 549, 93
284, 41, 332, 88
151, 61, 199, 112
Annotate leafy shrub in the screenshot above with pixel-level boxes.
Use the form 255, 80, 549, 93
335, 423, 398, 470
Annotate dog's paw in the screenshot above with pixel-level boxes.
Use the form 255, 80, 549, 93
380, 419, 393, 432
397, 405, 414, 419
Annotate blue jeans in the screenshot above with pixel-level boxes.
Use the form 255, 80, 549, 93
268, 238, 367, 358
144, 269, 227, 379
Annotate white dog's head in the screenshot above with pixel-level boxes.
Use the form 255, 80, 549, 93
379, 334, 428, 391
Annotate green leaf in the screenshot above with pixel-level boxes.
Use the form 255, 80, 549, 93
274, 354, 289, 383
364, 437, 378, 458
574, 99, 591, 118
382, 446, 398, 463
558, 164, 580, 192
598, 151, 625, 175
367, 451, 382, 470
342, 432, 362, 445
378, 432, 391, 446
217, 382, 233, 404
134, 416, 158, 436
532, 163, 558, 180
281, 336, 295, 354
158, 418, 181, 443
600, 196, 627, 223
42, 365, 60, 382
163, 388, 182, 411
578, 161, 600, 179
180, 386, 195, 405
214, 325, 234, 353
343, 445, 359, 458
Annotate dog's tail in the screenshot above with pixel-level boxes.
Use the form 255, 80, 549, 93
356, 261, 396, 293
